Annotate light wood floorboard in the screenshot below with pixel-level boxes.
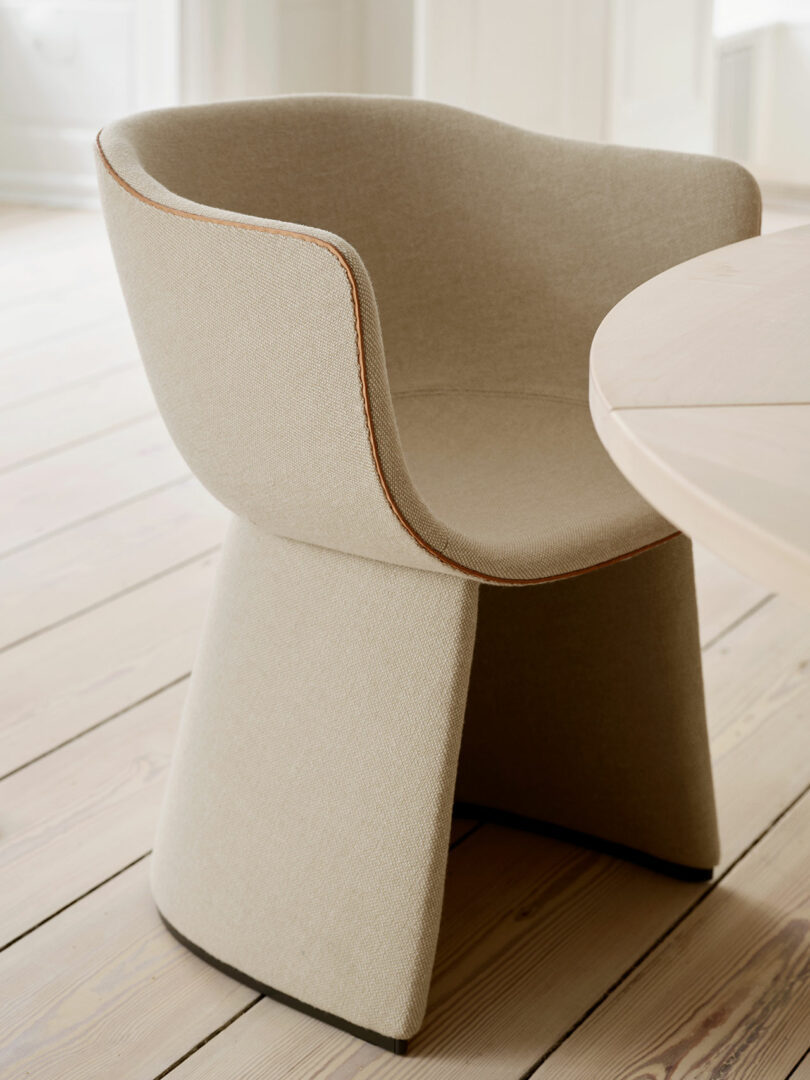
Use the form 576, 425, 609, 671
0, 682, 185, 947
0, 276, 124, 354
693, 541, 770, 648
0, 552, 215, 776
0, 478, 226, 651
1, 204, 808, 1080
0, 416, 187, 557
0, 230, 114, 309
0, 365, 157, 473
531, 787, 810, 1079
0, 318, 138, 406
0, 862, 257, 1080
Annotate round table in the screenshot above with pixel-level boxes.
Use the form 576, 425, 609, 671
590, 224, 810, 609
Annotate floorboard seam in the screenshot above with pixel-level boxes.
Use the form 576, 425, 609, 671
449, 821, 483, 850
0, 313, 127, 366
786, 1044, 810, 1078
0, 410, 158, 476
153, 997, 264, 1080
0, 473, 192, 562
700, 593, 775, 653
0, 543, 221, 655
0, 360, 137, 414
0, 672, 190, 783
0, 851, 150, 954
519, 773, 810, 1078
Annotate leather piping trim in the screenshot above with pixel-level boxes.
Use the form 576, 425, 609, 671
96, 131, 681, 585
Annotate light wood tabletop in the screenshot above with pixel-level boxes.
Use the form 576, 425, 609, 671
590, 224, 810, 609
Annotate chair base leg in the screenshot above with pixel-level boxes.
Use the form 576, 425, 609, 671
158, 910, 408, 1054
151, 520, 478, 1045
455, 534, 720, 872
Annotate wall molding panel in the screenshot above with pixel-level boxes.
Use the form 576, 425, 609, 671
608, 0, 714, 152
180, 0, 413, 105
716, 21, 810, 194
2, 0, 804, 207
0, 0, 179, 207
414, 0, 713, 150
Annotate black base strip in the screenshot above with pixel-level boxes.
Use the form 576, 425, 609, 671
453, 802, 715, 883
158, 911, 408, 1055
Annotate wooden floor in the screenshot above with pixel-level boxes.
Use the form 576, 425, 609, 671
1, 202, 810, 1080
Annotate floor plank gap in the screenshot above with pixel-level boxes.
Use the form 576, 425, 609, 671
0, 545, 220, 656
700, 592, 775, 653
787, 1045, 810, 1080
529, 772, 810, 1077
0, 673, 190, 784
0, 411, 157, 477
154, 997, 265, 1080
0, 851, 150, 956
0, 361, 137, 415
0, 473, 192, 562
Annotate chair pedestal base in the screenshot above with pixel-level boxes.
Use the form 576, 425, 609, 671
456, 533, 719, 873
452, 804, 713, 881
151, 520, 478, 1045
152, 523, 717, 1048
158, 911, 409, 1054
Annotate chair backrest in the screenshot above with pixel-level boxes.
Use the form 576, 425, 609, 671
96, 96, 760, 573
99, 96, 760, 401
97, 97, 445, 572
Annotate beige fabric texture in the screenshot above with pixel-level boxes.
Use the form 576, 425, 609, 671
96, 94, 761, 583
458, 534, 718, 868
151, 521, 478, 1040
96, 95, 761, 1045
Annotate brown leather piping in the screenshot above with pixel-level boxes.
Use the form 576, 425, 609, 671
96, 131, 680, 585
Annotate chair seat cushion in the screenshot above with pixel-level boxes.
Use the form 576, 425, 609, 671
393, 389, 675, 582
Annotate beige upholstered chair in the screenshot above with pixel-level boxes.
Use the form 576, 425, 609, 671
96, 96, 761, 1052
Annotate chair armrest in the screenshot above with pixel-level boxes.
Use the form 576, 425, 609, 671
547, 137, 762, 333
337, 105, 761, 406
96, 126, 444, 574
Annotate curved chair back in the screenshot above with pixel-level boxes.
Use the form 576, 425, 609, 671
96, 96, 760, 573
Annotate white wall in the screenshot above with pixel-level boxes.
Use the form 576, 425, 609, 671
769, 23, 810, 186
182, 0, 413, 103
714, 0, 810, 37
415, 0, 714, 152
0, 0, 413, 206
0, 0, 753, 207
0, 0, 178, 206
608, 0, 714, 153
715, 21, 810, 192
414, 0, 609, 141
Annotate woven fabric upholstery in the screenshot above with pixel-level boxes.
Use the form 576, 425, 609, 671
96, 96, 751, 1046
96, 95, 761, 584
152, 520, 478, 1038
458, 534, 718, 869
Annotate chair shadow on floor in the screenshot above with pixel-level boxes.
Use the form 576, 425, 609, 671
405, 826, 796, 1076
